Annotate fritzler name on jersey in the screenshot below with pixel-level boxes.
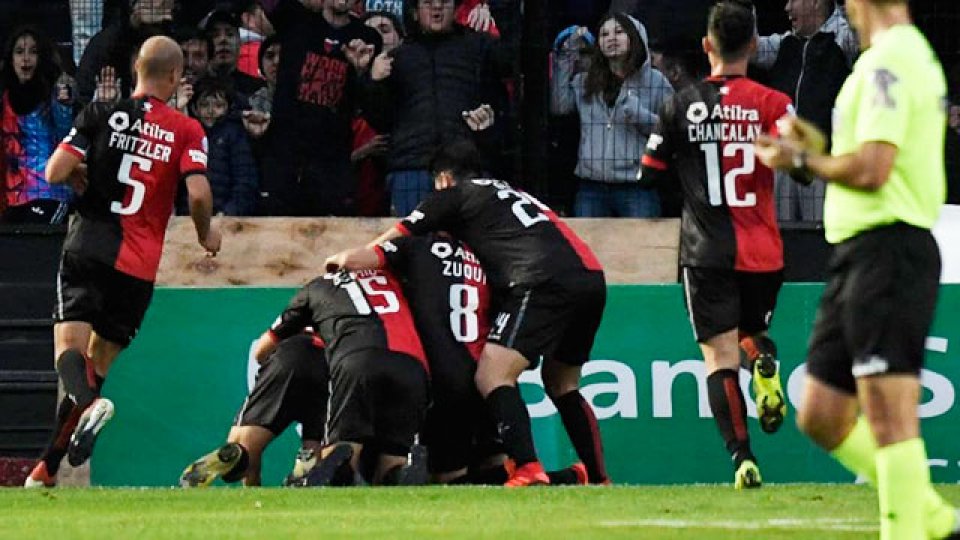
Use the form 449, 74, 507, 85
107, 111, 175, 163
686, 102, 762, 144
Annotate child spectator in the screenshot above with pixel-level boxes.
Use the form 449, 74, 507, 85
0, 26, 76, 224
191, 77, 260, 216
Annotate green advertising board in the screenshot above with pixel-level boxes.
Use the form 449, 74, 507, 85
91, 285, 960, 486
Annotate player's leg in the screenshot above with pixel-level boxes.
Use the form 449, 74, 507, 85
541, 273, 609, 484
374, 352, 430, 486
475, 343, 546, 485
737, 270, 786, 434
683, 267, 758, 488
27, 253, 103, 487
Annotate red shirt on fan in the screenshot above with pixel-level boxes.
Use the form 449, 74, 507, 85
58, 95, 208, 282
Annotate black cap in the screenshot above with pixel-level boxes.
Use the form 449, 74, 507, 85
200, 6, 240, 33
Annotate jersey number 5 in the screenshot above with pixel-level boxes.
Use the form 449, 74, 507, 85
699, 142, 756, 208
112, 154, 151, 215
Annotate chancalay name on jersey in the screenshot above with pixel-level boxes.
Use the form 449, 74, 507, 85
686, 102, 762, 143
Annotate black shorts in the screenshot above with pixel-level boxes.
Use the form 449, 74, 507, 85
327, 349, 429, 455
53, 251, 154, 347
806, 223, 940, 394
236, 335, 329, 441
487, 271, 606, 369
420, 352, 501, 473
681, 266, 783, 343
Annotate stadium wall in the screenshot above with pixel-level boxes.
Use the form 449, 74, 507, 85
91, 284, 960, 486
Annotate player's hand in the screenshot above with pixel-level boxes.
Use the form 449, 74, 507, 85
463, 104, 495, 131
466, 2, 494, 33
371, 51, 394, 82
775, 115, 826, 155
200, 227, 222, 257
324, 252, 348, 273
95, 66, 120, 103
242, 110, 272, 139
343, 39, 376, 73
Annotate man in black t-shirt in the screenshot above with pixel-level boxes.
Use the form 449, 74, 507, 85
329, 138, 610, 486
261, 0, 382, 216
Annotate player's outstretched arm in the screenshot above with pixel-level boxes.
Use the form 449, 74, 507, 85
185, 174, 222, 256
757, 131, 896, 192
324, 247, 383, 273
367, 225, 404, 249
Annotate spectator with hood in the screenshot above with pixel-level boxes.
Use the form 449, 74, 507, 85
201, 4, 267, 107
551, 13, 673, 217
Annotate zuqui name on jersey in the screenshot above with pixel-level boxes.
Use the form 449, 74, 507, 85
107, 111, 175, 163
431, 241, 487, 284
686, 102, 762, 144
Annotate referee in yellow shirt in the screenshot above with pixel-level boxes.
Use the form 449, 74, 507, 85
757, 0, 958, 538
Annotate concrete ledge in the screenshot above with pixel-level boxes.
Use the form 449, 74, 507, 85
157, 217, 681, 286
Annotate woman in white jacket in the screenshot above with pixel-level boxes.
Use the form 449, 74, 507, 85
552, 13, 673, 217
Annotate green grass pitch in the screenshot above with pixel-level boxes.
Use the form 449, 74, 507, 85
5, 483, 960, 539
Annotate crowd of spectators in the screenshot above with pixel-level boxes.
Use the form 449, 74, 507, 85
0, 0, 957, 223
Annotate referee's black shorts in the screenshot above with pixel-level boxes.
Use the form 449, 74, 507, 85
487, 270, 606, 369
235, 335, 329, 441
806, 222, 941, 394
327, 349, 429, 455
680, 266, 783, 343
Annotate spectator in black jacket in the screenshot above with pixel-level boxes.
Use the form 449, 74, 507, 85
755, 0, 858, 223
366, 0, 507, 216
259, 0, 382, 216
75, 0, 174, 105
191, 77, 260, 216
200, 5, 266, 108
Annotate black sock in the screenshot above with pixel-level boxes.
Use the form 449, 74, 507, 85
220, 444, 250, 483
546, 467, 580, 485
706, 369, 754, 467
552, 390, 608, 484
460, 464, 509, 485
56, 349, 100, 409
485, 385, 537, 467
39, 395, 83, 475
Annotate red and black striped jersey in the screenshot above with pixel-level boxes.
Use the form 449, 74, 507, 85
398, 178, 602, 289
59, 95, 208, 282
269, 269, 428, 371
375, 234, 491, 368
641, 76, 792, 272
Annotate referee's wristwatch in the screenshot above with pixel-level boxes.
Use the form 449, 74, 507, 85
791, 150, 808, 173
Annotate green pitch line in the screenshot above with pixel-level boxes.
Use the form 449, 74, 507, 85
3, 484, 958, 539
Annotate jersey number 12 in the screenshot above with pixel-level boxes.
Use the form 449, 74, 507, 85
699, 142, 757, 208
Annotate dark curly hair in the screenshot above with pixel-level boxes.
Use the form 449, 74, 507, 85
1, 26, 62, 115
707, 0, 756, 61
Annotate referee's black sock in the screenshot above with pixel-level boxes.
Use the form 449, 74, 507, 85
56, 349, 100, 409
706, 369, 755, 467
485, 385, 538, 467
552, 390, 609, 484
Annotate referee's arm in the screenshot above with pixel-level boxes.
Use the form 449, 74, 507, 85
757, 117, 897, 192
